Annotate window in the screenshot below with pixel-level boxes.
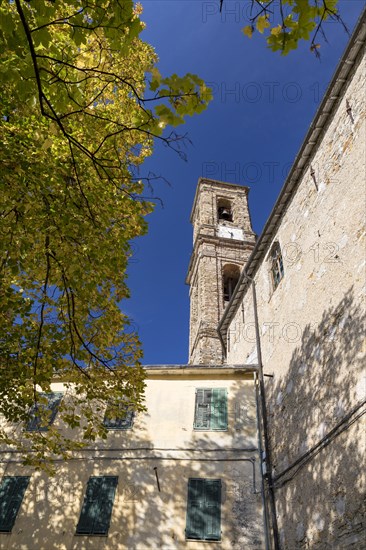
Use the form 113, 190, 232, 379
270, 242, 284, 289
223, 264, 240, 303
0, 476, 30, 532
186, 478, 221, 541
76, 476, 118, 535
194, 389, 227, 430
26, 392, 63, 431
217, 199, 233, 222
103, 401, 134, 430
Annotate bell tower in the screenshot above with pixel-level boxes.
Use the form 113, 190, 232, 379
186, 178, 256, 364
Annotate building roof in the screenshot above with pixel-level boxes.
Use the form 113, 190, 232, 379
218, 8, 366, 346
143, 364, 258, 376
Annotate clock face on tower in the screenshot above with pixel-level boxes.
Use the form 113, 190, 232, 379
217, 225, 244, 241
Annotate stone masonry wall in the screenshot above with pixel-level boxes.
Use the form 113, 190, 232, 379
188, 180, 255, 364
225, 46, 365, 548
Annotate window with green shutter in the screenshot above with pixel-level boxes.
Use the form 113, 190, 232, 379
103, 401, 134, 430
0, 476, 30, 533
76, 476, 118, 536
193, 388, 227, 430
26, 392, 63, 432
186, 478, 221, 541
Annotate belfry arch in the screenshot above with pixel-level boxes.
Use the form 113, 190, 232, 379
222, 264, 240, 304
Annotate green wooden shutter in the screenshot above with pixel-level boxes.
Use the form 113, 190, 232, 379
186, 479, 205, 539
203, 479, 221, 540
26, 392, 63, 431
76, 477, 100, 535
193, 389, 211, 429
92, 477, 118, 534
186, 479, 221, 541
0, 476, 30, 532
76, 476, 118, 535
210, 389, 227, 430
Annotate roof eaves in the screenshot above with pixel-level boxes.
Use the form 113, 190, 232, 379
218, 8, 366, 342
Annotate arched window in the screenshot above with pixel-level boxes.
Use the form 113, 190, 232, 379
223, 264, 240, 303
217, 199, 233, 222
270, 242, 284, 289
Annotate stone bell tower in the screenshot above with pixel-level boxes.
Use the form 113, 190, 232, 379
186, 178, 256, 364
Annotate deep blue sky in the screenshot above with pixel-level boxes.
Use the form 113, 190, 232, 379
126, 1, 364, 365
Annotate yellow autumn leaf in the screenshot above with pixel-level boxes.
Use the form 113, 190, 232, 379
242, 25, 253, 38
271, 25, 282, 36
256, 15, 270, 34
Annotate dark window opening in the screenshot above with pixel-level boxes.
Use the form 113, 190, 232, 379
26, 392, 63, 432
217, 199, 233, 222
270, 242, 284, 289
223, 264, 240, 303
103, 401, 134, 430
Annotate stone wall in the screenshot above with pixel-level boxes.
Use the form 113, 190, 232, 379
187, 180, 255, 363
225, 39, 365, 549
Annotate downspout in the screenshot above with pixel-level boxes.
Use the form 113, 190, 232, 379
217, 327, 227, 362
255, 372, 271, 550
244, 270, 280, 550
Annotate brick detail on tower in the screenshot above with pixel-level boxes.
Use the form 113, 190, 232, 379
186, 178, 256, 364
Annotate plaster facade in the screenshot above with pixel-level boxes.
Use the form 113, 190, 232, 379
0, 370, 265, 550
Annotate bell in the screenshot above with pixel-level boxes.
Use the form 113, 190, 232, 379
221, 208, 231, 220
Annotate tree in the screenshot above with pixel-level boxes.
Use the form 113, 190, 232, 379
0, 0, 212, 469
221, 0, 346, 55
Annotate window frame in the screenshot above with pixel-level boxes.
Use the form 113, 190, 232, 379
193, 388, 228, 431
76, 476, 118, 536
269, 241, 284, 290
185, 478, 222, 541
0, 476, 30, 533
25, 392, 63, 432
103, 401, 135, 430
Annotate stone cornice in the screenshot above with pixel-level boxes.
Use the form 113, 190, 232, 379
186, 233, 255, 284
143, 364, 259, 377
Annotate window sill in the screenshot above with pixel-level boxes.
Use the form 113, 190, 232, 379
75, 533, 109, 537
193, 428, 228, 432
104, 427, 133, 431
186, 537, 221, 543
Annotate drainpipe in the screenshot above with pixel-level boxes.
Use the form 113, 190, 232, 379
244, 270, 280, 550
217, 328, 227, 362
255, 372, 271, 550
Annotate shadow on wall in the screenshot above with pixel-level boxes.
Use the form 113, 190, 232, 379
6, 425, 176, 550
266, 286, 365, 549
3, 379, 264, 549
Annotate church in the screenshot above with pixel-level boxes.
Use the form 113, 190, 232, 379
0, 9, 365, 550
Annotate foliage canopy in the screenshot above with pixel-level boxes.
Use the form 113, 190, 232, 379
226, 0, 345, 55
0, 0, 212, 468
